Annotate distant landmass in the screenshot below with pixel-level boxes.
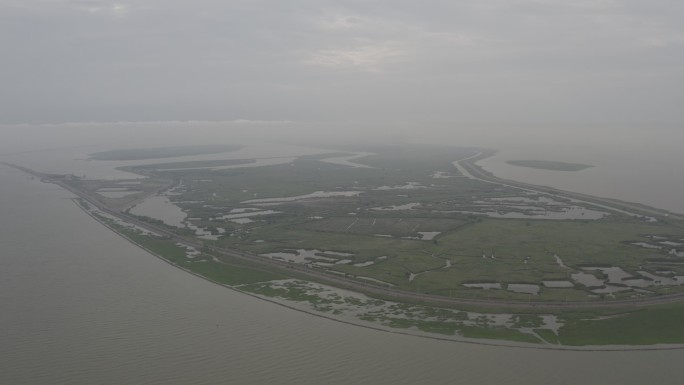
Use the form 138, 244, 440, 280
90, 144, 242, 161
27, 143, 681, 347
506, 160, 594, 171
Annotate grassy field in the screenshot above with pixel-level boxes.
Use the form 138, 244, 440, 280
557, 303, 684, 345
105, 143, 684, 303
207, 213, 678, 300
78, 143, 684, 346
89, 202, 684, 346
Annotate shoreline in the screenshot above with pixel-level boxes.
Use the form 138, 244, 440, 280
5, 157, 684, 310
476, 150, 684, 217
5, 156, 684, 350
71, 197, 684, 352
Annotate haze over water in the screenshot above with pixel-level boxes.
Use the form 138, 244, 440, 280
3, 122, 683, 213
3, 0, 683, 381
2, 125, 684, 384
475, 135, 684, 215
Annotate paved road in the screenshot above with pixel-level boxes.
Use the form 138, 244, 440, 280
5, 160, 684, 311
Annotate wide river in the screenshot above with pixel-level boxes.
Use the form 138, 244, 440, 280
475, 139, 684, 215
1, 127, 684, 383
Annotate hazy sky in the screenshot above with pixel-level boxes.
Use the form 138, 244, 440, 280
2, 0, 683, 129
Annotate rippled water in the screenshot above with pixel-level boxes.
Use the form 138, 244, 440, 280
3, 162, 684, 384
2, 125, 684, 384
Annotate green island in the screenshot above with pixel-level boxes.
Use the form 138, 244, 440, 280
506, 160, 594, 171
89, 144, 243, 160
12, 143, 684, 348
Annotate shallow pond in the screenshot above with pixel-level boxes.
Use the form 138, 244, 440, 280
130, 195, 186, 227
507, 284, 540, 295
571, 272, 604, 287
418, 232, 441, 240
463, 283, 502, 290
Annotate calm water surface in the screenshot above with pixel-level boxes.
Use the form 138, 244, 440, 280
2, 125, 684, 384
477, 145, 684, 214
2, 161, 684, 384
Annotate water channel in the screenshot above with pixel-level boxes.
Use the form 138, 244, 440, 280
2, 128, 684, 383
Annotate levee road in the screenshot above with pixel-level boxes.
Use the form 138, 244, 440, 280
4, 159, 684, 311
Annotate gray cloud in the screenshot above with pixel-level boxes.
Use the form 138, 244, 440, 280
1, 0, 682, 130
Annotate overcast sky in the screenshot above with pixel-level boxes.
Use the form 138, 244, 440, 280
1, 0, 683, 129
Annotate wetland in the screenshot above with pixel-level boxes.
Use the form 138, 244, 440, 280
28, 141, 684, 348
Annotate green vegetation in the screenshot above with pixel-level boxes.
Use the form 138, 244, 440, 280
123, 158, 254, 172
558, 303, 684, 345
92, 212, 284, 286
506, 160, 594, 171
75, 143, 684, 347
459, 326, 542, 343
188, 261, 284, 286
534, 329, 560, 344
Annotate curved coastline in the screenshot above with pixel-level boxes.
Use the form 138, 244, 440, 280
6, 156, 684, 351
72, 196, 684, 353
